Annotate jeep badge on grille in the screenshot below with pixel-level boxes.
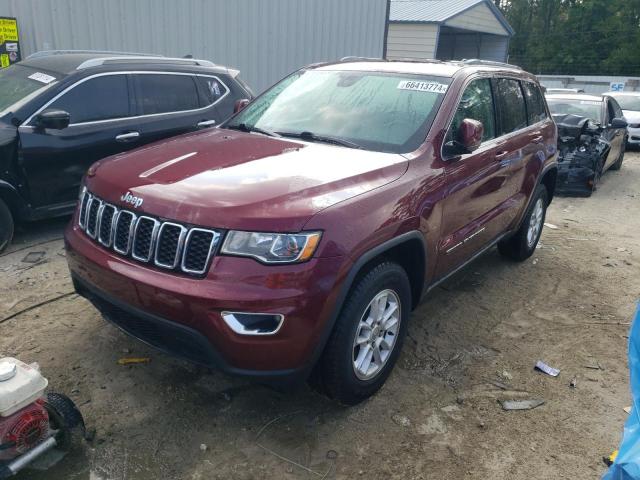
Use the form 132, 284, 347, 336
121, 191, 144, 208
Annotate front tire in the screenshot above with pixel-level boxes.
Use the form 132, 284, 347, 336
0, 199, 14, 253
498, 184, 548, 262
315, 262, 411, 405
610, 142, 626, 171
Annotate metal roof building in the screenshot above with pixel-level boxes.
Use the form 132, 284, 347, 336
386, 0, 514, 62
0, 0, 389, 93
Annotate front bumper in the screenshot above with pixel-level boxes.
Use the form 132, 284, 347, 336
65, 222, 347, 382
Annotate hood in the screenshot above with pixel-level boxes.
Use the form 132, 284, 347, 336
87, 129, 408, 232
623, 110, 640, 123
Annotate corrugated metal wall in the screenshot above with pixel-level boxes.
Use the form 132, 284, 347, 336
1, 0, 389, 92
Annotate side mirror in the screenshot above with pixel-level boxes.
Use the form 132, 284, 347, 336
458, 119, 484, 152
444, 118, 484, 157
234, 99, 250, 114
35, 109, 71, 130
610, 117, 628, 129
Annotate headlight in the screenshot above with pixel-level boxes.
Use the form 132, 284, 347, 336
221, 231, 322, 264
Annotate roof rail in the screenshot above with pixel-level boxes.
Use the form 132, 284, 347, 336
76, 56, 216, 70
387, 57, 445, 64
27, 50, 162, 59
461, 59, 522, 70
339, 56, 386, 63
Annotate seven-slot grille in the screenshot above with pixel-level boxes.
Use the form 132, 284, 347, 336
78, 189, 220, 275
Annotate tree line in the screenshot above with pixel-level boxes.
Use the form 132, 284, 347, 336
494, 0, 640, 76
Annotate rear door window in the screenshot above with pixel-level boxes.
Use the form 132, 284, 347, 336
133, 74, 200, 115
493, 78, 528, 136
48, 74, 130, 124
446, 78, 496, 143
522, 82, 547, 125
195, 76, 228, 106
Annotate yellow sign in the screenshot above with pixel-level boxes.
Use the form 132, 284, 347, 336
0, 54, 9, 68
0, 18, 18, 42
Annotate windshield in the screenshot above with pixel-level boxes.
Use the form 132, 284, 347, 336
226, 69, 451, 153
610, 95, 640, 112
547, 98, 602, 123
0, 65, 58, 116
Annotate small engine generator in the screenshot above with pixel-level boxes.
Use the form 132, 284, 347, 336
0, 358, 85, 478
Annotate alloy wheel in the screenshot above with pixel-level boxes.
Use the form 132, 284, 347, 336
352, 289, 401, 381
526, 198, 544, 248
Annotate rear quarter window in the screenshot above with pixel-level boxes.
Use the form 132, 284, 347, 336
493, 78, 527, 136
522, 82, 548, 125
195, 76, 229, 106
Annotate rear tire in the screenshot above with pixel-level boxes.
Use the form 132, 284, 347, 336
610, 142, 626, 171
498, 184, 548, 262
0, 199, 14, 253
315, 262, 411, 405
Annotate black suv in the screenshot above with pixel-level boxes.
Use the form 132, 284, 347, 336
0, 51, 253, 251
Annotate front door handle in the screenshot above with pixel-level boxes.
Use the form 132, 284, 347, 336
197, 120, 217, 128
495, 150, 509, 159
115, 132, 140, 143
532, 135, 544, 144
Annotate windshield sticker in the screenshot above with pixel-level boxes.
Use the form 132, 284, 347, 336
397, 80, 448, 94
28, 72, 56, 84
579, 100, 601, 106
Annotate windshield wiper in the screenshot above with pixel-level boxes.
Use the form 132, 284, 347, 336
277, 131, 363, 150
226, 123, 280, 138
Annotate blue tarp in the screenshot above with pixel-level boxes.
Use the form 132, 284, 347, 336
603, 302, 640, 480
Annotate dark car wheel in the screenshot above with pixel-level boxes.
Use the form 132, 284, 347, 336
610, 142, 626, 171
315, 261, 411, 405
498, 184, 548, 262
0, 199, 14, 253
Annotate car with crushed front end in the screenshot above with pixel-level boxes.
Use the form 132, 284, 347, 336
546, 93, 628, 196
65, 58, 558, 405
603, 91, 640, 149
0, 51, 253, 252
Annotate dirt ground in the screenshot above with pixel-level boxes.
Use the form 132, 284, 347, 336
1, 153, 639, 480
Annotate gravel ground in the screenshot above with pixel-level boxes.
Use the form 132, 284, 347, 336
1, 153, 639, 480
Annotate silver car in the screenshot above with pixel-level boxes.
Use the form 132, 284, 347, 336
604, 91, 640, 148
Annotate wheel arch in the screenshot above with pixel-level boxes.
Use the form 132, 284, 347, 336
307, 231, 427, 377
0, 180, 27, 222
540, 166, 558, 205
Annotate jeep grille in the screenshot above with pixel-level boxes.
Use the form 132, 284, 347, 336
78, 189, 221, 276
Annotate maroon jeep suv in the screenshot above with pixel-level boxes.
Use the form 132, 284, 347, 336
65, 59, 557, 405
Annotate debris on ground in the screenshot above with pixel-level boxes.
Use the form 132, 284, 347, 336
535, 361, 560, 377
500, 370, 513, 381
200, 444, 208, 452
21, 251, 46, 264
584, 362, 603, 370
570, 377, 578, 388
500, 399, 545, 411
624, 406, 632, 414
391, 414, 411, 427
544, 223, 559, 230
116, 357, 151, 366
604, 450, 619, 467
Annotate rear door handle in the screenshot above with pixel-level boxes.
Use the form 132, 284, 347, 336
197, 119, 217, 128
115, 131, 140, 143
495, 150, 509, 159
